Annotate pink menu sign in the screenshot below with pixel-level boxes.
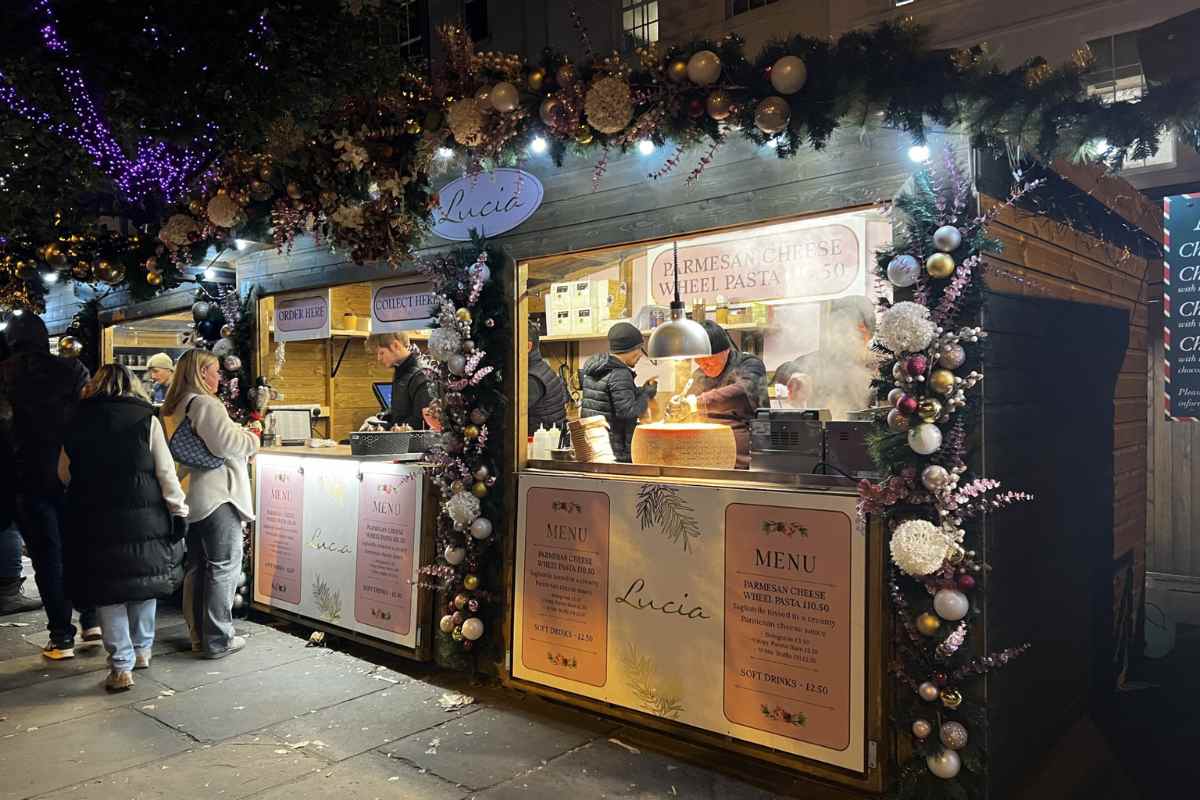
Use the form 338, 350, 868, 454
649, 224, 860, 305
257, 467, 303, 603
723, 504, 853, 750
521, 487, 610, 687
354, 471, 419, 635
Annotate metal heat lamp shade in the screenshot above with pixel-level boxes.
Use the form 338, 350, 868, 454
646, 241, 712, 360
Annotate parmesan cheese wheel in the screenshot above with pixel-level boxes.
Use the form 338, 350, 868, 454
631, 422, 737, 469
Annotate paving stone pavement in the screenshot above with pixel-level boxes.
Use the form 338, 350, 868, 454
0, 568, 787, 800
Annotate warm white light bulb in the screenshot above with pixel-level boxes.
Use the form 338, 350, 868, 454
530, 136, 548, 155
42, 272, 59, 284
437, 147, 454, 159
908, 144, 931, 163
637, 139, 655, 155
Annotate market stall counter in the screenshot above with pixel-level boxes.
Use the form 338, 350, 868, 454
511, 461, 888, 791
252, 443, 436, 660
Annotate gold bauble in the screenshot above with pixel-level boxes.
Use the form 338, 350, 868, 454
539, 96, 563, 127
706, 89, 733, 120
917, 397, 943, 422
456, 308, 472, 322
925, 252, 955, 279
144, 256, 158, 273
405, 118, 422, 134
940, 689, 963, 709
754, 95, 791, 134
221, 324, 235, 338
471, 481, 488, 498
667, 59, 688, 83
527, 67, 546, 92
72, 261, 91, 280
463, 574, 480, 591
463, 424, 480, 440
104, 262, 127, 285
40, 243, 67, 268
57, 336, 83, 358
258, 165, 272, 181
489, 81, 520, 113
574, 125, 594, 145
686, 49, 722, 85
16, 261, 37, 280
250, 179, 272, 201
286, 182, 303, 200
555, 63, 577, 87
92, 260, 114, 282
453, 593, 468, 610
188, 199, 205, 216
146, 270, 163, 287
929, 369, 956, 396
916, 613, 941, 636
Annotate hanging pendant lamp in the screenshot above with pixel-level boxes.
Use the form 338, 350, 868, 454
646, 241, 712, 360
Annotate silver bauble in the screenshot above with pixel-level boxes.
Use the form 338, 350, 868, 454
933, 225, 963, 253
933, 588, 970, 621
887, 254, 921, 288
921, 464, 951, 491
927, 749, 961, 779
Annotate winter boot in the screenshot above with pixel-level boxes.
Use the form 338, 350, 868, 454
0, 577, 42, 615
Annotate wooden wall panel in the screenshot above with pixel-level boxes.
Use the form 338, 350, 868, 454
981, 194, 1153, 694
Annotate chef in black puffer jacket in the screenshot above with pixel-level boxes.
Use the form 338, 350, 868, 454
59, 365, 188, 693
579, 322, 657, 462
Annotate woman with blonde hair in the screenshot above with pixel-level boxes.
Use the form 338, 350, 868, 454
59, 365, 188, 692
162, 349, 258, 659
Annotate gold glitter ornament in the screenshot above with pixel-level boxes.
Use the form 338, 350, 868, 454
916, 612, 941, 636
925, 252, 955, 279
527, 67, 546, 92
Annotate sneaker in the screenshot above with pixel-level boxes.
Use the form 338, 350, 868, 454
105, 670, 134, 692
42, 641, 75, 660
202, 636, 246, 660
80, 627, 103, 644
0, 578, 42, 615
133, 650, 152, 670
190, 642, 202, 654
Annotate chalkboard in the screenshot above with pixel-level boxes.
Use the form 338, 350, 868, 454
1164, 194, 1200, 420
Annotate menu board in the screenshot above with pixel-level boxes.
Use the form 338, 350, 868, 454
1164, 193, 1200, 420
723, 504, 852, 750
355, 470, 420, 636
520, 487, 610, 686
256, 460, 304, 603
513, 474, 865, 772
253, 454, 425, 650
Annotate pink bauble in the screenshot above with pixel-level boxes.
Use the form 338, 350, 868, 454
907, 354, 928, 376
897, 394, 919, 415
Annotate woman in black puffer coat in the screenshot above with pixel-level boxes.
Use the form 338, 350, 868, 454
59, 365, 188, 692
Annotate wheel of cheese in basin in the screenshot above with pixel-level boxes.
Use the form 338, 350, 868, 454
631, 422, 736, 469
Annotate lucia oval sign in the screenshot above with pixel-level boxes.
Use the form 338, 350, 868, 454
431, 168, 543, 241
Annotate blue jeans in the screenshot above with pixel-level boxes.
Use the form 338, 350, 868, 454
16, 493, 97, 644
98, 600, 156, 672
0, 525, 22, 579
183, 504, 242, 655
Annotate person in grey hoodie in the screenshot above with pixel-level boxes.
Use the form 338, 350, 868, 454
161, 349, 258, 659
579, 322, 657, 462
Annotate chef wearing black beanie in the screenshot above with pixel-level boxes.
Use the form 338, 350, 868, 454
667, 319, 767, 469
578, 322, 658, 462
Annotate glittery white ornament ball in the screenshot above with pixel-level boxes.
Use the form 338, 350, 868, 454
890, 520, 951, 577
933, 588, 970, 621
877, 301, 937, 354
939, 344, 966, 370
444, 545, 466, 565
933, 225, 963, 253
886, 254, 921, 288
461, 617, 484, 641
428, 327, 463, 361
940, 721, 969, 750
927, 749, 962, 779
446, 490, 480, 526
469, 517, 493, 540
908, 422, 943, 455
921, 464, 951, 491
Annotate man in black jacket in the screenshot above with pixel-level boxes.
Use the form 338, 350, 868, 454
0, 333, 41, 616
367, 331, 438, 430
579, 322, 657, 462
0, 312, 94, 656
527, 320, 567, 438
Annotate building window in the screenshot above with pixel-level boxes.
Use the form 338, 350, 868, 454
464, 0, 488, 43
622, 0, 659, 50
726, 0, 780, 17
1085, 32, 1175, 169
